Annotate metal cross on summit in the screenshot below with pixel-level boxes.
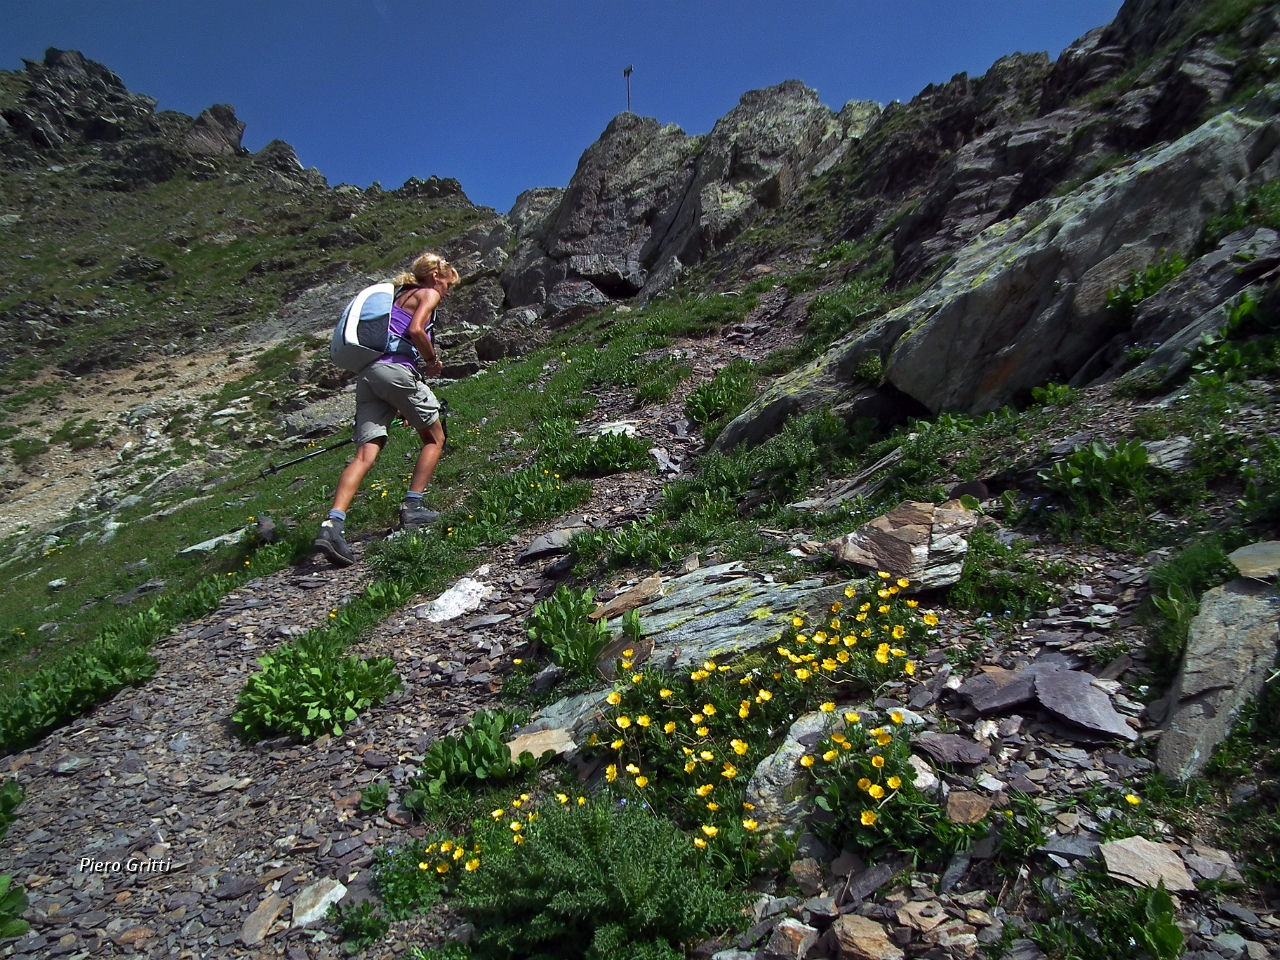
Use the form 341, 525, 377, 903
623, 65, 633, 114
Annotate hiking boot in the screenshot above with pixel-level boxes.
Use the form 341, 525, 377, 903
313, 521, 355, 567
399, 501, 441, 527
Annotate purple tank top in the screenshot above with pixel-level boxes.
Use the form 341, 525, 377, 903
377, 291, 434, 368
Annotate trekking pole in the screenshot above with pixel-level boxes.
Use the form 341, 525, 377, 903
259, 438, 355, 478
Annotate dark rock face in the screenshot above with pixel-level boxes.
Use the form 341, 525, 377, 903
183, 104, 245, 157
1, 48, 157, 157
501, 82, 880, 313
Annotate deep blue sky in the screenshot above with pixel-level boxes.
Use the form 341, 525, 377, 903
3, 1, 1124, 213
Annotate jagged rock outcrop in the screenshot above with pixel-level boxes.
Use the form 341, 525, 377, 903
718, 110, 1280, 446
183, 104, 245, 157
0, 48, 157, 155
501, 82, 880, 318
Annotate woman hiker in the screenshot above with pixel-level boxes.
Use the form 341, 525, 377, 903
313, 252, 460, 567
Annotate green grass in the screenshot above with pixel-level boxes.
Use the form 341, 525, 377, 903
0, 159, 489, 393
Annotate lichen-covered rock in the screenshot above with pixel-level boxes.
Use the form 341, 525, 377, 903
745, 711, 841, 841
1157, 579, 1279, 781
720, 111, 1280, 446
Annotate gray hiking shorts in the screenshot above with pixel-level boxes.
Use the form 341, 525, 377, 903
354, 362, 440, 446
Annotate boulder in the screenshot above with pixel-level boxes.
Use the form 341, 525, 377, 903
720, 111, 1280, 446
635, 561, 847, 670
1229, 541, 1280, 579
763, 918, 819, 959
745, 711, 841, 841
824, 500, 978, 590
291, 879, 346, 927
1099, 836, 1195, 891
1157, 579, 1279, 781
1034, 668, 1137, 741
830, 914, 904, 960
544, 280, 609, 325
183, 104, 245, 157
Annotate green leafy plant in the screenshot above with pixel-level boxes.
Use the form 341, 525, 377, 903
1040, 439, 1150, 508
329, 899, 390, 954
232, 635, 401, 741
360, 781, 390, 813
455, 798, 748, 960
526, 586, 611, 680
0, 874, 29, 940
1105, 254, 1187, 323
1029, 382, 1078, 407
536, 420, 652, 477
8, 437, 49, 469
1141, 536, 1235, 687
0, 779, 24, 843
684, 360, 759, 441
948, 528, 1071, 617
371, 839, 458, 920
809, 710, 979, 857
1133, 882, 1185, 960
404, 710, 542, 809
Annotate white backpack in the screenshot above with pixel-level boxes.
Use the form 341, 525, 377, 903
331, 282, 400, 372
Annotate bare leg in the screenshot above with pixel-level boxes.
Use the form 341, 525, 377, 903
331, 439, 386, 513
408, 419, 445, 495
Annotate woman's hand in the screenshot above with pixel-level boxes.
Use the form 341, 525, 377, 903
424, 358, 444, 378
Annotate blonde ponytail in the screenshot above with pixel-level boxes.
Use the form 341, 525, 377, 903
394, 252, 460, 288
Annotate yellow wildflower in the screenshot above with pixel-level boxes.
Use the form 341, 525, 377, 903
691, 713, 704, 724
819, 701, 835, 713
795, 668, 811, 681
696, 726, 710, 737
800, 755, 815, 768
892, 624, 906, 640
757, 690, 773, 702
861, 810, 878, 826
871, 755, 885, 768
844, 711, 861, 723
743, 818, 758, 831
868, 784, 885, 799
635, 776, 649, 788
731, 739, 749, 755
660, 688, 673, 698
701, 825, 718, 837
663, 721, 677, 734
693, 837, 707, 849
684, 760, 697, 773
616, 716, 632, 729
606, 691, 622, 705
904, 660, 916, 676
906, 599, 919, 608
923, 612, 939, 626
465, 858, 480, 871
556, 794, 569, 804
858, 778, 872, 790
625, 763, 640, 775
611, 739, 624, 750
890, 711, 904, 724
823, 750, 838, 762
1125, 794, 1141, 806
721, 762, 738, 778
606, 764, 618, 783
887, 776, 902, 789
636, 715, 651, 727
696, 784, 715, 798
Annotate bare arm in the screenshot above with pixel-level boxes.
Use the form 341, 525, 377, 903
406, 288, 442, 374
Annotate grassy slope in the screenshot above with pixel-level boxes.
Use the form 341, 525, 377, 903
0, 151, 489, 387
